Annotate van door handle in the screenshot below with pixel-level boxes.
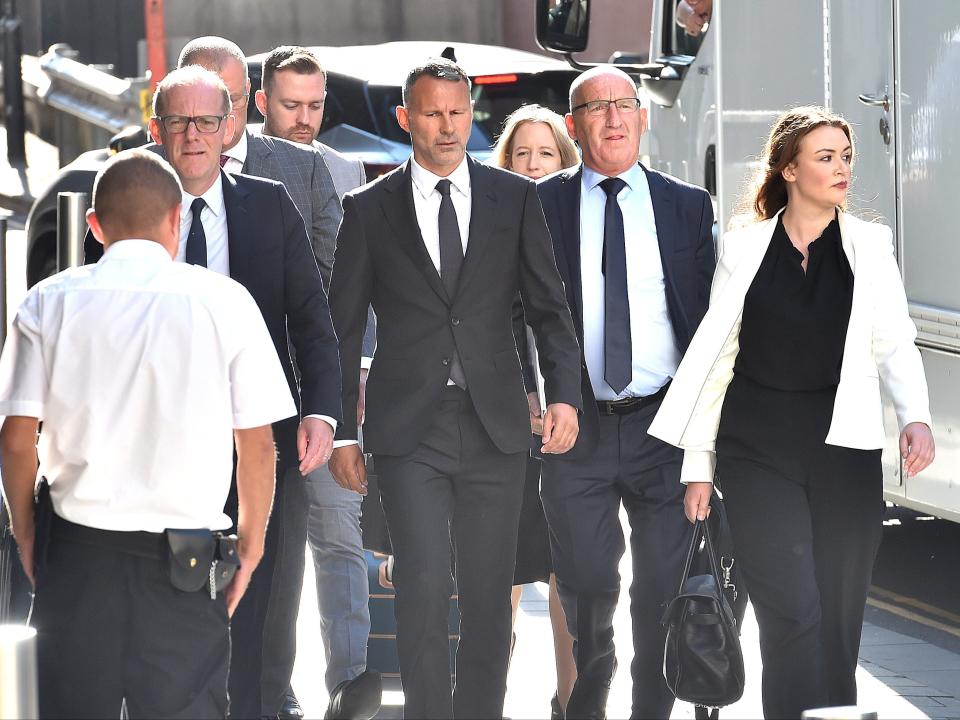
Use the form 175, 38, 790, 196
858, 93, 890, 112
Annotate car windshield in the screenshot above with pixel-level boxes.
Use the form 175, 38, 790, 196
321, 71, 576, 152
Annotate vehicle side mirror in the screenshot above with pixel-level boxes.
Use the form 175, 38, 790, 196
536, 0, 590, 54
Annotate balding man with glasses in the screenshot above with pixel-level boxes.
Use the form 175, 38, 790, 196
536, 66, 716, 720
147, 65, 343, 720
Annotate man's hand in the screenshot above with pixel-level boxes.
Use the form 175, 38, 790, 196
683, 482, 713, 523
527, 391, 544, 435
297, 417, 334, 475
329, 444, 368, 495
16, 537, 35, 587
357, 368, 369, 426
225, 539, 262, 617
541, 403, 579, 454
901, 422, 935, 477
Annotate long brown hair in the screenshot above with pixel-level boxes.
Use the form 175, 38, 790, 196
750, 106, 853, 221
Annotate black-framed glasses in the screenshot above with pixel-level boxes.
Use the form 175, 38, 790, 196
155, 114, 228, 134
572, 97, 642, 116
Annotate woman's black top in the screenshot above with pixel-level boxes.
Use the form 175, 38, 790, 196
733, 214, 854, 391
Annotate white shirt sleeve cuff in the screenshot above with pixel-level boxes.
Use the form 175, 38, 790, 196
360, 357, 372, 370
679, 449, 716, 485
304, 414, 338, 433
333, 439, 360, 448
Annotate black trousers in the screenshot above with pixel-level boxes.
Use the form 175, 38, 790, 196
226, 465, 298, 719
33, 517, 230, 719
717, 374, 883, 719
375, 387, 526, 719
541, 401, 688, 719
259, 468, 308, 715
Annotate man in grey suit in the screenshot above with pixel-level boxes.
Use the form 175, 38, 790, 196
254, 44, 381, 720
176, 37, 356, 720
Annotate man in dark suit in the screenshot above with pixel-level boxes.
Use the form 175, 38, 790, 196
145, 65, 342, 720
327, 58, 582, 720
536, 65, 715, 720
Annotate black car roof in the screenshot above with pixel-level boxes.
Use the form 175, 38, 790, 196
246, 41, 575, 85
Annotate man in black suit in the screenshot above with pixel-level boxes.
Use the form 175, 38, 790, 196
146, 65, 342, 719
536, 66, 715, 720
327, 58, 582, 720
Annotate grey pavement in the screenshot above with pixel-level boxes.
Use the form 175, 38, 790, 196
289, 511, 960, 720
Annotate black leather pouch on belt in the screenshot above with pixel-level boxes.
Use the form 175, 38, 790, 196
212, 533, 239, 591
164, 529, 216, 592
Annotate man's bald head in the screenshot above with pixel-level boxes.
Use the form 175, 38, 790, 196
87, 150, 183, 253
568, 65, 639, 109
177, 36, 247, 76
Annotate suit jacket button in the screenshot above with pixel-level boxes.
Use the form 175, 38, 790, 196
451, 317, 460, 326
442, 358, 450, 366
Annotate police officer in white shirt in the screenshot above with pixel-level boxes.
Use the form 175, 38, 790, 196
0, 150, 296, 719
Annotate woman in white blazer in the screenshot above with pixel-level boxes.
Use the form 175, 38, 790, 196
648, 107, 934, 718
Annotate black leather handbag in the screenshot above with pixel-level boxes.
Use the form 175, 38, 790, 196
662, 517, 745, 710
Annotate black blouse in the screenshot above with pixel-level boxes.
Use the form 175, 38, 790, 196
733, 214, 854, 391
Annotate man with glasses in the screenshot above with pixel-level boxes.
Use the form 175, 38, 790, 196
536, 65, 715, 719
149, 65, 343, 720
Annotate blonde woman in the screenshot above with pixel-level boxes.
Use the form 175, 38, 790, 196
649, 107, 934, 718
493, 103, 578, 720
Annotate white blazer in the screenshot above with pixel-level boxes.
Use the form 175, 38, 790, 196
648, 209, 932, 484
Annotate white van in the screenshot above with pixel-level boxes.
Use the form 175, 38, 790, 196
537, 0, 960, 523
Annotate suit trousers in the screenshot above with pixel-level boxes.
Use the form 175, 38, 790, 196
375, 387, 526, 719
716, 374, 883, 719
227, 465, 298, 719
33, 517, 229, 719
540, 400, 687, 719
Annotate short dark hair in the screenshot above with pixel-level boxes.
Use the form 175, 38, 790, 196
178, 36, 248, 77
153, 65, 231, 117
402, 58, 471, 107
92, 149, 182, 239
262, 46, 325, 94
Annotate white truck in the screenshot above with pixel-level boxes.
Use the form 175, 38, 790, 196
537, 0, 960, 523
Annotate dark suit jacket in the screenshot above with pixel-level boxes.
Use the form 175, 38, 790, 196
329, 156, 582, 457
84, 171, 342, 469
536, 163, 715, 458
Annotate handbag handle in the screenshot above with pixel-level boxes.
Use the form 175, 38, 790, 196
675, 518, 724, 596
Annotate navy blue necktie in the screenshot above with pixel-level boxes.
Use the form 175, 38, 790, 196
600, 177, 632, 394
436, 179, 467, 389
185, 197, 207, 267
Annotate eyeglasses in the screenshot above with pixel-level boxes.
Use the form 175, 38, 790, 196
571, 98, 643, 116
156, 115, 228, 134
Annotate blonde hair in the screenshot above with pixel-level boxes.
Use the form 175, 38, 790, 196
492, 104, 579, 172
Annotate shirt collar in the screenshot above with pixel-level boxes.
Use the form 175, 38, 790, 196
582, 161, 646, 195
182, 175, 226, 220
100, 239, 173, 261
409, 154, 471, 200
222, 129, 248, 166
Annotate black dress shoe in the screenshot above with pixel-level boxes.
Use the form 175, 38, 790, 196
278, 692, 304, 720
325, 670, 382, 720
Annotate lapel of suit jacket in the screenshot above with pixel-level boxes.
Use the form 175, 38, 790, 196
556, 167, 583, 335
381, 161, 448, 304
643, 164, 689, 326
221, 171, 256, 287
457, 156, 498, 298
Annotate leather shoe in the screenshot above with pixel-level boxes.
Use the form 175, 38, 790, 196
325, 670, 382, 720
278, 692, 304, 720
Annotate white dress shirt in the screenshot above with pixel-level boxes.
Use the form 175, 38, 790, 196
0, 240, 296, 532
409, 154, 472, 268
220, 128, 246, 174
177, 175, 337, 432
580, 163, 680, 400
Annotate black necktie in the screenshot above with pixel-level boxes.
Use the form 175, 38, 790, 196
436, 179, 467, 389
600, 177, 632, 394
185, 197, 207, 267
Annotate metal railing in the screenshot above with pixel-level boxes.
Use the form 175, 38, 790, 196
56, 191, 88, 271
